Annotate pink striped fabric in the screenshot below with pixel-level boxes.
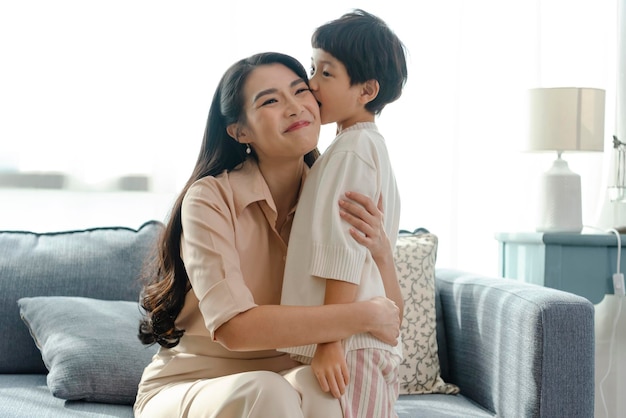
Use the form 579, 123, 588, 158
340, 348, 401, 418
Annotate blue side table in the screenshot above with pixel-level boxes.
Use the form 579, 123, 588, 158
495, 232, 626, 304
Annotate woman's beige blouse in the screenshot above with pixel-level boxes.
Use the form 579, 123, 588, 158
136, 160, 306, 400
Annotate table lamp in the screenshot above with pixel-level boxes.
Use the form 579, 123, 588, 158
527, 87, 605, 233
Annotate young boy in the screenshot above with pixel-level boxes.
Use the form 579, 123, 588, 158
280, 9, 408, 418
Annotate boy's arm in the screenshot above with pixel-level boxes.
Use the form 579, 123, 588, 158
312, 251, 402, 399
311, 279, 357, 398
342, 192, 404, 321
311, 192, 404, 398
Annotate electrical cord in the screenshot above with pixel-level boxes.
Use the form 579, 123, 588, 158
585, 226, 624, 418
610, 228, 622, 280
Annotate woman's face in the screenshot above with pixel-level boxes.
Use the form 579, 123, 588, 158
236, 63, 321, 162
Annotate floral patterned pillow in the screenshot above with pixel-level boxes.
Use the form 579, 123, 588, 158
394, 232, 459, 395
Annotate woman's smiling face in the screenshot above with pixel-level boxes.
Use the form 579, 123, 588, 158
234, 63, 321, 162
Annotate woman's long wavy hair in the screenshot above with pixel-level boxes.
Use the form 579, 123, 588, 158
138, 52, 320, 348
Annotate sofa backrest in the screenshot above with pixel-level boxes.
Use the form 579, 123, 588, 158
0, 221, 164, 373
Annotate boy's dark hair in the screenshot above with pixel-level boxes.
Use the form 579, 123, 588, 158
312, 9, 408, 115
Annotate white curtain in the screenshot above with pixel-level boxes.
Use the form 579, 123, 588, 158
595, 0, 626, 231
0, 0, 618, 275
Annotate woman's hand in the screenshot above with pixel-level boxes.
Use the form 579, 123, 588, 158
363, 296, 401, 345
338, 191, 390, 262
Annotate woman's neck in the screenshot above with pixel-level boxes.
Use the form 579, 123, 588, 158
258, 158, 305, 224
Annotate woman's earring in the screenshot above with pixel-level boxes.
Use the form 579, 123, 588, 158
245, 144, 251, 155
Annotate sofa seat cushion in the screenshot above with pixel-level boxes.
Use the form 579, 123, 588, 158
0, 375, 491, 418
0, 374, 133, 418
396, 393, 495, 418
18, 297, 158, 405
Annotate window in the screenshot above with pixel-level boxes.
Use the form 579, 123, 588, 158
0, 0, 617, 274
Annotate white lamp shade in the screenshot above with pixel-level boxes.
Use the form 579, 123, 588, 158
527, 87, 606, 152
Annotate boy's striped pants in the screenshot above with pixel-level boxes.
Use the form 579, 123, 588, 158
340, 348, 401, 418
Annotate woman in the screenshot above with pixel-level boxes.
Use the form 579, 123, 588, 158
134, 52, 400, 418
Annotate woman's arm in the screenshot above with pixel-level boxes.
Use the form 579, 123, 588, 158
214, 191, 402, 353
213, 296, 399, 351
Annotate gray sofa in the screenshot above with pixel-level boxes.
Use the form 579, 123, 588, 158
0, 221, 594, 418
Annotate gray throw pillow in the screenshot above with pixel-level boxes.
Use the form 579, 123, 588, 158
18, 296, 158, 405
0, 220, 163, 374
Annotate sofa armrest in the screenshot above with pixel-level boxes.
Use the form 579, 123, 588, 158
435, 268, 594, 418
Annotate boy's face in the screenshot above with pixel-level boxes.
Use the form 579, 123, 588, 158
309, 49, 366, 128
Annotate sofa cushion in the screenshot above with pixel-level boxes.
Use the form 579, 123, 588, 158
0, 221, 163, 374
394, 232, 459, 395
18, 296, 158, 405
0, 376, 490, 418
0, 374, 134, 417
395, 393, 493, 418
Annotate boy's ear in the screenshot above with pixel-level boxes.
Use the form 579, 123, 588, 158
359, 80, 380, 105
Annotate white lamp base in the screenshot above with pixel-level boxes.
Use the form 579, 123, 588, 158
536, 157, 583, 233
